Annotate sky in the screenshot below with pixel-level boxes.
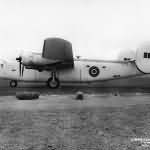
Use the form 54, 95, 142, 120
0, 0, 150, 60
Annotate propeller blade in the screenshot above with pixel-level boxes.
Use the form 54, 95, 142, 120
22, 65, 24, 77
16, 56, 22, 62
16, 56, 22, 77
19, 62, 22, 76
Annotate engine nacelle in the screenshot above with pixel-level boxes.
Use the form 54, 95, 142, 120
136, 42, 150, 73
20, 38, 74, 70
21, 51, 55, 66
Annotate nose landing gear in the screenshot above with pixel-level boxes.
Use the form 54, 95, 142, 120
47, 71, 60, 88
10, 80, 18, 88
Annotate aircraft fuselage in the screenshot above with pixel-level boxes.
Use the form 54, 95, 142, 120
0, 58, 142, 84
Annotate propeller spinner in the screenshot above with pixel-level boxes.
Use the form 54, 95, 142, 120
16, 56, 24, 76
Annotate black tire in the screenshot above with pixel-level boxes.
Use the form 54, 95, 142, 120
10, 80, 17, 88
47, 77, 60, 89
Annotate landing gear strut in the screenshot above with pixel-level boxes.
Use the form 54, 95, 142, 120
10, 80, 18, 88
47, 71, 60, 89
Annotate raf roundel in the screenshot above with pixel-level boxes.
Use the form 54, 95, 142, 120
89, 66, 100, 77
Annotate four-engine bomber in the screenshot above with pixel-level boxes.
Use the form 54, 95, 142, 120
0, 38, 149, 88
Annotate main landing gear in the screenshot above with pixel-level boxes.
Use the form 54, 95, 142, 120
10, 80, 18, 88
47, 71, 60, 89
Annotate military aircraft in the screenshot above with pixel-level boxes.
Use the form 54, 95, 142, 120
0, 37, 149, 88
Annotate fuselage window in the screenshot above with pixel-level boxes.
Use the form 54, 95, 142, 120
144, 52, 150, 59
144, 52, 148, 58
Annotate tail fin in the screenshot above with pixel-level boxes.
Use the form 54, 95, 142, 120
136, 42, 150, 73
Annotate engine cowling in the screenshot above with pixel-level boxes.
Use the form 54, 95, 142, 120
136, 42, 150, 73
20, 51, 55, 66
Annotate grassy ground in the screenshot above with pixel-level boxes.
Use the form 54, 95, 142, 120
0, 95, 149, 149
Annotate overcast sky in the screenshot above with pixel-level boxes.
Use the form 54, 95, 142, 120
0, 0, 150, 60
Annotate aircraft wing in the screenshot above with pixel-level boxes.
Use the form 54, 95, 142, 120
16, 38, 74, 72
42, 38, 74, 68
25, 59, 73, 71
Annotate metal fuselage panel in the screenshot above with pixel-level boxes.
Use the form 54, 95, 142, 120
0, 59, 142, 83
58, 60, 141, 83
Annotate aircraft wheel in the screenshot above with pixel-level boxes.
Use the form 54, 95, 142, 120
10, 80, 17, 88
47, 77, 60, 89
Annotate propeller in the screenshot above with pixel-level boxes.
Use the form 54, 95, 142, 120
16, 56, 24, 76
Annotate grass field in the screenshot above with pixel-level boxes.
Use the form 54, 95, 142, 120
1, 76, 150, 149
0, 95, 149, 149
